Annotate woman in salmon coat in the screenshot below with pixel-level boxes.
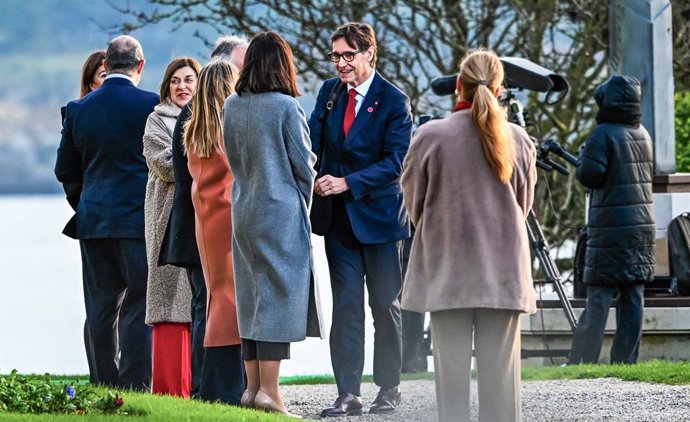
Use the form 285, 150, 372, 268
184, 60, 245, 405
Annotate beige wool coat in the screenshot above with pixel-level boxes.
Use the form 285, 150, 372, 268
143, 100, 192, 324
400, 110, 537, 314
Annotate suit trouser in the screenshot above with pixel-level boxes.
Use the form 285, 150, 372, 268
324, 211, 403, 396
400, 236, 427, 372
80, 238, 151, 390
186, 265, 207, 398
402, 309, 427, 371
430, 308, 521, 422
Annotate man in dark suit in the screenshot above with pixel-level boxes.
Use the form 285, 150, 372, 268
55, 35, 159, 390
309, 22, 412, 417
159, 34, 248, 402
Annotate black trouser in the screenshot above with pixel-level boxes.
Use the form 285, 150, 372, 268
80, 238, 151, 390
186, 265, 207, 398
400, 235, 427, 373
402, 310, 427, 372
199, 345, 245, 404
325, 201, 403, 395
241, 339, 290, 360
569, 284, 644, 364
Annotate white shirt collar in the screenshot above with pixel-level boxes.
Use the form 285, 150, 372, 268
348, 69, 376, 98
105, 73, 136, 85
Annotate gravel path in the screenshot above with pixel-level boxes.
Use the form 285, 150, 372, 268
281, 378, 690, 421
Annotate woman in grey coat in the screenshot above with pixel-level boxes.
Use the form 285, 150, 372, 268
222, 32, 322, 416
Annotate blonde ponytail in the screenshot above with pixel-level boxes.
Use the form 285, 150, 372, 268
459, 50, 515, 184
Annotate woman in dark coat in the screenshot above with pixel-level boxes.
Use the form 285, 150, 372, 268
568, 75, 655, 364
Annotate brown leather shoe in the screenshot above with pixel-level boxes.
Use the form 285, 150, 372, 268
320, 393, 363, 417
369, 386, 401, 414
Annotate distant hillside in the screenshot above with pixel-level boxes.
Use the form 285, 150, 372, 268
0, 0, 215, 194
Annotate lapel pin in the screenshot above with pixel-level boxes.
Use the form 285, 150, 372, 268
367, 106, 374, 113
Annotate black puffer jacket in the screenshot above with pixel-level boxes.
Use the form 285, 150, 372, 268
577, 75, 655, 286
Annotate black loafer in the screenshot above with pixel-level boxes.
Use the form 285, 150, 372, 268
369, 386, 401, 414
320, 392, 363, 417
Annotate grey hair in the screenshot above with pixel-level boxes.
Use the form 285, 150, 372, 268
210, 34, 249, 62
105, 35, 144, 72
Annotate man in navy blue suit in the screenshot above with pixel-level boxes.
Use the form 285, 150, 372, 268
309, 22, 412, 417
55, 35, 159, 390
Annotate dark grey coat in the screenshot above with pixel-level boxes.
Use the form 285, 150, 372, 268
223, 92, 324, 342
577, 75, 655, 286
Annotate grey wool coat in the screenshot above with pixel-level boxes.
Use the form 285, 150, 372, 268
400, 110, 538, 315
143, 100, 192, 324
222, 91, 324, 342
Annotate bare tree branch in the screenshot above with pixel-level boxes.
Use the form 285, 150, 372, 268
107, 0, 690, 267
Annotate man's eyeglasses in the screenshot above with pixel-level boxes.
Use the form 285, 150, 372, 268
327, 49, 364, 63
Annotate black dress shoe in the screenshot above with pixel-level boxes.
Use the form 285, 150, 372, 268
320, 393, 363, 417
369, 386, 401, 414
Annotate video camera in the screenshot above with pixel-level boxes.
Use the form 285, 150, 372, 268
427, 57, 579, 173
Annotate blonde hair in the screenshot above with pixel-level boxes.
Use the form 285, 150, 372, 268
184, 60, 239, 158
459, 50, 515, 184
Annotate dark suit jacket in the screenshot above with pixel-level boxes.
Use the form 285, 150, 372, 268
158, 104, 202, 267
55, 77, 159, 239
59, 105, 81, 238
308, 71, 412, 244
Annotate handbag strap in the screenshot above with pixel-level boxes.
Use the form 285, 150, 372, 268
325, 80, 344, 113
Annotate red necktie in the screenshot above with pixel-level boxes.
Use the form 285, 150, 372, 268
343, 88, 357, 137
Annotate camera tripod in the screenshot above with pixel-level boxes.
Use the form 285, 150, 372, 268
527, 209, 578, 332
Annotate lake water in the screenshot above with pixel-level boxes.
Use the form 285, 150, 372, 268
0, 194, 420, 376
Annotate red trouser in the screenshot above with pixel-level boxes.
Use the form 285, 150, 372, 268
152, 323, 191, 398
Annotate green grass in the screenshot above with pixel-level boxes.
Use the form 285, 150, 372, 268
279, 371, 435, 385
522, 360, 690, 385
3, 361, 689, 420
282, 360, 690, 386
0, 386, 293, 421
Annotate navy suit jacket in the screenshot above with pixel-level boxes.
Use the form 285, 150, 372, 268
308, 71, 412, 244
55, 77, 159, 239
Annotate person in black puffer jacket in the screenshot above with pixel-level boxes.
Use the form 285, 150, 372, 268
568, 75, 655, 364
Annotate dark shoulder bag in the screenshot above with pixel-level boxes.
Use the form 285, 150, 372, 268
310, 80, 344, 236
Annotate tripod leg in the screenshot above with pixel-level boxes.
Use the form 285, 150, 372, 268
526, 211, 578, 332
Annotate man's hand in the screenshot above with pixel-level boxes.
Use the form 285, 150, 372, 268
315, 175, 349, 197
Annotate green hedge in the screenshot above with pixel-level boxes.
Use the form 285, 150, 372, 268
676, 92, 690, 172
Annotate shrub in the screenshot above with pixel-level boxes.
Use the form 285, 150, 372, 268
0, 370, 130, 415
675, 92, 690, 172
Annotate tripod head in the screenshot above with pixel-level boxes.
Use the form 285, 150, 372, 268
426, 57, 579, 174
500, 88, 579, 175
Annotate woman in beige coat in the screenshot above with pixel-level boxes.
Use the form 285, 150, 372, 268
143, 57, 201, 397
401, 50, 537, 422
